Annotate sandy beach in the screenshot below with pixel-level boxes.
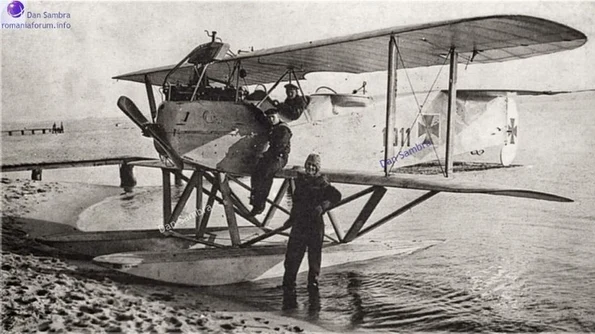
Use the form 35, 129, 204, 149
1, 177, 327, 333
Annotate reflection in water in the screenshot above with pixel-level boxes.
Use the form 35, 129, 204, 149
345, 272, 365, 328
119, 192, 135, 201
117, 188, 149, 212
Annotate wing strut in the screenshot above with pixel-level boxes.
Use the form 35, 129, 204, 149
256, 69, 291, 108
386, 40, 449, 176
445, 48, 458, 177
144, 74, 157, 122
358, 190, 440, 238
384, 35, 398, 177
234, 61, 241, 102
290, 70, 310, 110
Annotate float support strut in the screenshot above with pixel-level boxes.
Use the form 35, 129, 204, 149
357, 190, 439, 239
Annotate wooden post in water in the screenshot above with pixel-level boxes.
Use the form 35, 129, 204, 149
31, 169, 42, 181
119, 163, 136, 193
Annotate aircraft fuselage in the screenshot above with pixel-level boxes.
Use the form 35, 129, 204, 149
157, 91, 515, 174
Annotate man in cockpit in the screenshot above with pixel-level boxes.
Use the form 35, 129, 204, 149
276, 83, 309, 120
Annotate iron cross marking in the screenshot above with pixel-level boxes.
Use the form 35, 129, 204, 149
507, 118, 517, 144
417, 114, 440, 145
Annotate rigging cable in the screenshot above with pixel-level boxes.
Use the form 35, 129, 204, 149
387, 44, 452, 177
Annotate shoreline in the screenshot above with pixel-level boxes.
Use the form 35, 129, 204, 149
1, 177, 330, 333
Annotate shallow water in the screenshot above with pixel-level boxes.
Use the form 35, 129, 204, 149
3, 92, 595, 332
204, 185, 595, 332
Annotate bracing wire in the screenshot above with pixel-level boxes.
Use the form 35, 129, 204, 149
386, 44, 452, 177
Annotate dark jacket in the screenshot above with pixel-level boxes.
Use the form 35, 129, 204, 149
264, 122, 292, 160
290, 172, 342, 235
278, 96, 309, 121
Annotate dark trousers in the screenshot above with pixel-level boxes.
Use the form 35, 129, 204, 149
250, 156, 286, 210
282, 225, 324, 293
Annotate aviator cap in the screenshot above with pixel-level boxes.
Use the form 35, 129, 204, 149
284, 83, 298, 90
305, 153, 321, 170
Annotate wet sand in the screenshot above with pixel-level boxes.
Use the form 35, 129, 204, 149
1, 177, 327, 333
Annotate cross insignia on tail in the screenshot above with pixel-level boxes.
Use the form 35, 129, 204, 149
507, 118, 518, 144
417, 114, 440, 145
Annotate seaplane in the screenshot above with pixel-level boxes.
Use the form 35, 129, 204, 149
40, 15, 584, 286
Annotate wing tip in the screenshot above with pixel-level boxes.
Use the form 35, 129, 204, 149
491, 190, 574, 203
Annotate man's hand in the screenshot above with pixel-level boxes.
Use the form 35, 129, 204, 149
313, 205, 325, 216
320, 200, 332, 211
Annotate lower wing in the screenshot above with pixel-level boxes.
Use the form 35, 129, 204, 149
129, 159, 572, 203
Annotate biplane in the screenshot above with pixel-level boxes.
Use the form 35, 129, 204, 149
85, 15, 585, 286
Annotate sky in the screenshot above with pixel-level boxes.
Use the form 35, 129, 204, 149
1, 0, 594, 123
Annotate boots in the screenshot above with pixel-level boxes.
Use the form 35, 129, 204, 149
282, 286, 297, 310
307, 287, 321, 315
249, 194, 265, 215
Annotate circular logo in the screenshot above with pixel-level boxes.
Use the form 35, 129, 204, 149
7, 1, 25, 18
203, 110, 216, 123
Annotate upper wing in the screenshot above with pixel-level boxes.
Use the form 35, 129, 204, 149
114, 15, 586, 86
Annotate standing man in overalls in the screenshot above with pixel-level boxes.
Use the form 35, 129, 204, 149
282, 153, 342, 309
